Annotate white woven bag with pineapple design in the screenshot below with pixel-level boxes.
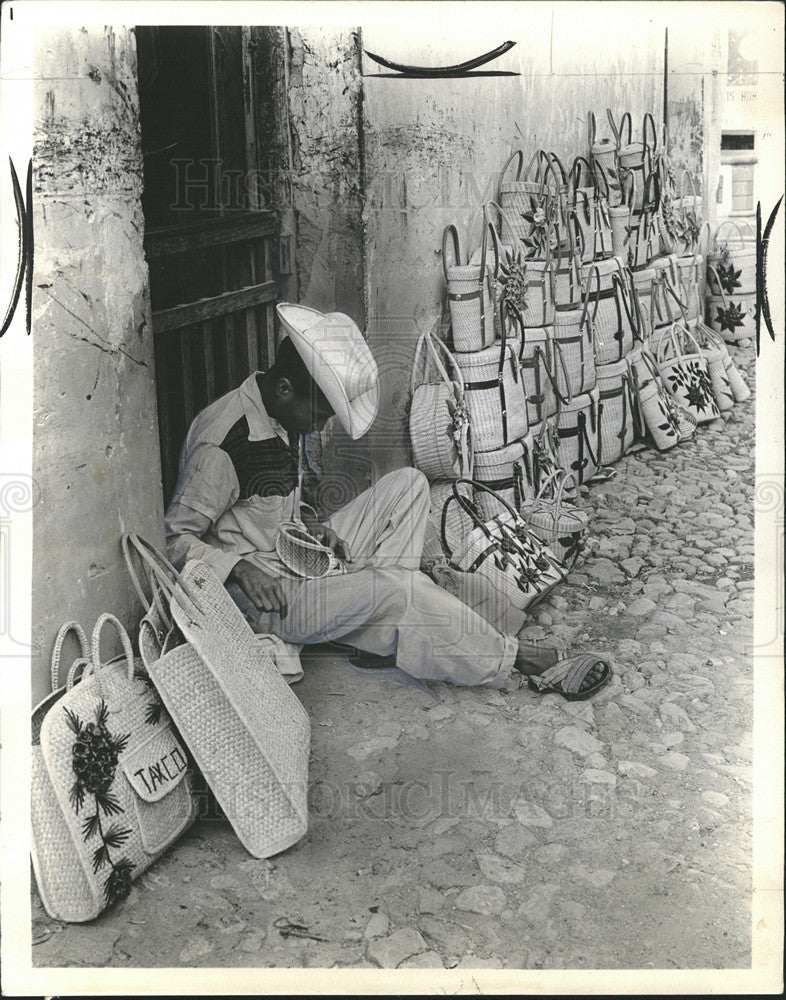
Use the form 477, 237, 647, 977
31, 616, 198, 922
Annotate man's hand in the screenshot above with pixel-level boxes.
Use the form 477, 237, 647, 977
228, 559, 289, 616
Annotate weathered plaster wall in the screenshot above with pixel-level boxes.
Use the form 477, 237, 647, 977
32, 27, 162, 704
358, 9, 666, 476
254, 26, 371, 507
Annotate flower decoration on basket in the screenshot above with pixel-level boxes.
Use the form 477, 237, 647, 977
520, 195, 555, 258
714, 301, 747, 335
495, 244, 529, 312
665, 360, 715, 416
681, 210, 702, 251
65, 699, 135, 906
713, 260, 743, 295
446, 393, 471, 454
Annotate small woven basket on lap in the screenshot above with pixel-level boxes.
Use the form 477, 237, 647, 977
276, 521, 345, 579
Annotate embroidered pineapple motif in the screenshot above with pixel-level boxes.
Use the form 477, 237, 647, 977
65, 700, 135, 906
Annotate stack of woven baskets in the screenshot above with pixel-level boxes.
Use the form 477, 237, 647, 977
409, 105, 753, 578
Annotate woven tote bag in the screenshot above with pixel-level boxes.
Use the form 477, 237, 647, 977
554, 384, 601, 485
507, 321, 558, 427
582, 262, 638, 365
122, 535, 310, 859
571, 155, 614, 262
669, 170, 704, 257
444, 222, 498, 352
652, 322, 721, 424
498, 148, 553, 247
707, 220, 756, 295
613, 111, 657, 214
649, 263, 688, 346
551, 214, 585, 310
705, 264, 756, 343
472, 436, 535, 518
519, 470, 588, 569
552, 307, 596, 397
587, 111, 622, 206
693, 322, 736, 412
636, 371, 697, 450
442, 478, 566, 617
32, 616, 198, 922
595, 358, 637, 464
409, 327, 472, 479
623, 170, 661, 271
630, 265, 657, 341
454, 313, 529, 453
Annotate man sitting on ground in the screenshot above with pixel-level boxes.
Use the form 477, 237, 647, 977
165, 302, 609, 698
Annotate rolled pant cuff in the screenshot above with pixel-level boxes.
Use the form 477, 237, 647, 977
485, 633, 520, 689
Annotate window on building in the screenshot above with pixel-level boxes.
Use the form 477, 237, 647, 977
730, 162, 755, 213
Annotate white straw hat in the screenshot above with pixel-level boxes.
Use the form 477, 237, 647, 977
276, 303, 380, 439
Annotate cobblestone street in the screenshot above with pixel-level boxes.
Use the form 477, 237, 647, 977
33, 344, 756, 972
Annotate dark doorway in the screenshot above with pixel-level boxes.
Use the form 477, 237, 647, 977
136, 25, 280, 501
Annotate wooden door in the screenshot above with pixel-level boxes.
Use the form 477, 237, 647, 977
136, 26, 279, 501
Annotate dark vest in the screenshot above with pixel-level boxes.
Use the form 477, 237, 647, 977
219, 416, 299, 500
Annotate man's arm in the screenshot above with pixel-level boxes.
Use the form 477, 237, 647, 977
165, 443, 289, 615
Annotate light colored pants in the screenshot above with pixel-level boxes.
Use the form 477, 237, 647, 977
230, 468, 517, 688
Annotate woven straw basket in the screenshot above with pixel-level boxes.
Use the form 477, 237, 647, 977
442, 478, 566, 616
637, 374, 696, 450
520, 469, 588, 568
630, 266, 656, 340
676, 254, 704, 323
453, 331, 528, 453
443, 223, 497, 352
507, 324, 558, 427
277, 522, 345, 579
570, 155, 614, 262
707, 220, 756, 295
409, 328, 472, 480
473, 435, 535, 518
723, 352, 751, 402
595, 358, 636, 464
498, 149, 551, 244
588, 111, 622, 207
705, 265, 756, 343
614, 112, 657, 213
581, 261, 637, 365
554, 385, 601, 485
692, 322, 736, 412
553, 305, 595, 396
32, 616, 198, 922
123, 536, 310, 859
651, 323, 720, 425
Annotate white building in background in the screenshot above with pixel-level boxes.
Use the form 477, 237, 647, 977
716, 22, 782, 233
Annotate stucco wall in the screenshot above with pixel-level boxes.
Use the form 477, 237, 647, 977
358, 9, 666, 476
32, 26, 162, 704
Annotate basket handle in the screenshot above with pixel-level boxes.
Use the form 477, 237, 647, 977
569, 154, 595, 194
547, 340, 574, 407
643, 112, 658, 154
672, 320, 705, 359
580, 262, 601, 328
442, 224, 463, 281
545, 150, 568, 188
522, 149, 548, 184
714, 219, 754, 248
91, 612, 136, 683
451, 477, 521, 543
706, 263, 732, 308
619, 169, 635, 209
480, 209, 501, 280
50, 621, 90, 693
617, 111, 632, 147
483, 198, 525, 257
606, 108, 621, 146
679, 169, 700, 205
592, 159, 612, 200
697, 220, 712, 259
499, 148, 524, 186
121, 533, 205, 617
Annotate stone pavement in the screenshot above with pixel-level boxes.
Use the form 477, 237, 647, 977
32, 345, 756, 971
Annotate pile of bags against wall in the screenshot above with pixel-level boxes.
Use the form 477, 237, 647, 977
410, 107, 752, 612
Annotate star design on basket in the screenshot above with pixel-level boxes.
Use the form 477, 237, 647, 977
715, 261, 742, 295
497, 246, 530, 311
64, 700, 135, 906
715, 301, 747, 334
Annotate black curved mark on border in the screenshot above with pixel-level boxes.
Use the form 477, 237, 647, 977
364, 40, 518, 78
0, 157, 33, 338
756, 195, 783, 355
